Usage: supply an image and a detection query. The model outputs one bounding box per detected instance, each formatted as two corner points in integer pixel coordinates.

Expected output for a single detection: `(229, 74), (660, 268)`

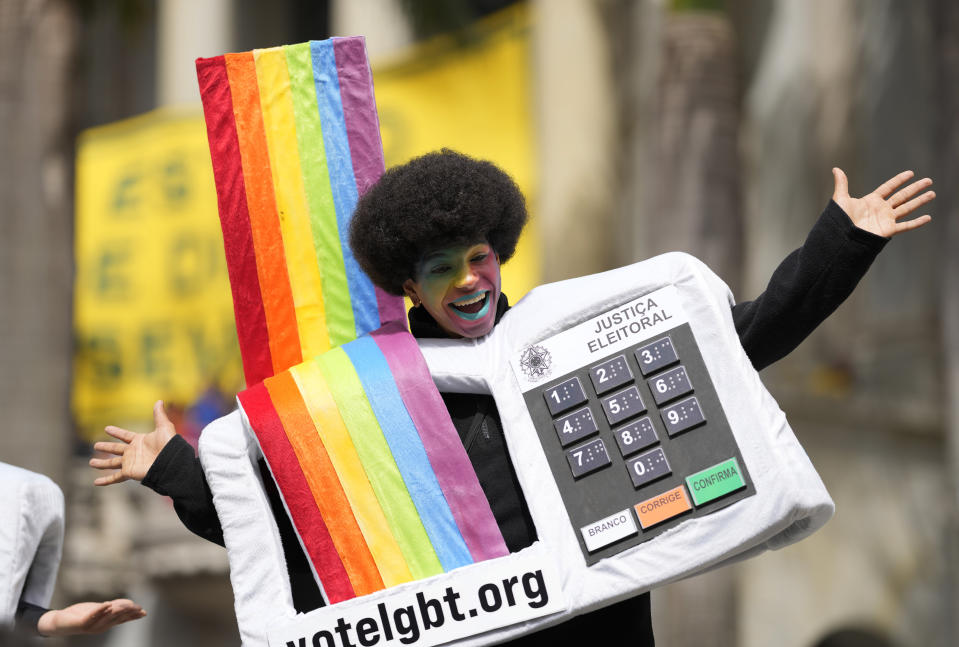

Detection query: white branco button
(580, 508), (638, 552)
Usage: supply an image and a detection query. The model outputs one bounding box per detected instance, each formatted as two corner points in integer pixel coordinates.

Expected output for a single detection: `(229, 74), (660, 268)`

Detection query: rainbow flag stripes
(238, 323), (509, 602)
(197, 38), (406, 386)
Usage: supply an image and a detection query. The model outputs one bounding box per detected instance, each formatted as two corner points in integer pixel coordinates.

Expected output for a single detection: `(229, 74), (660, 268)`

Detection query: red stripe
(196, 55), (273, 385)
(238, 382), (355, 603)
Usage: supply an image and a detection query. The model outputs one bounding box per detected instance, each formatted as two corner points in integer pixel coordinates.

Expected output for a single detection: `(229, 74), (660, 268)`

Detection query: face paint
(404, 242), (502, 339)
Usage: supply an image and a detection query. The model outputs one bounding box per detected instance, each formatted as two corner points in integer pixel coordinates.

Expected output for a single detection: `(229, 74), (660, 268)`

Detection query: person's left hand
(36, 599), (146, 636)
(832, 167), (934, 238)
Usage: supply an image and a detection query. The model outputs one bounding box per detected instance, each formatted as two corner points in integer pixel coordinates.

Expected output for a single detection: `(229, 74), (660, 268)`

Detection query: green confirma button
(685, 458), (746, 506)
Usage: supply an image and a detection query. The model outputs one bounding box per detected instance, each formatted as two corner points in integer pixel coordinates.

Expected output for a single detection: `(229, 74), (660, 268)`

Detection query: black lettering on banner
(77, 332), (123, 387)
(416, 592), (444, 630)
(311, 630), (335, 647)
(478, 583), (502, 612)
(393, 606), (420, 645)
(377, 603), (393, 640)
(522, 570), (549, 609)
(334, 617), (355, 647)
(442, 588), (465, 621)
(355, 618), (380, 647)
(287, 569), (553, 647)
(94, 244), (132, 299)
(501, 576), (519, 606)
(111, 173), (142, 215)
(161, 158), (190, 207)
(140, 324), (173, 383)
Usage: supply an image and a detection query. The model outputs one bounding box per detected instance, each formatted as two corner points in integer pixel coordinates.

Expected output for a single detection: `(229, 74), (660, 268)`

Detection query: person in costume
(90, 149), (933, 645)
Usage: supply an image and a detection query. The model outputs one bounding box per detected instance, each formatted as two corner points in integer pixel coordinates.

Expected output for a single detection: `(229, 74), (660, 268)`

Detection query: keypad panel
(524, 321), (755, 564)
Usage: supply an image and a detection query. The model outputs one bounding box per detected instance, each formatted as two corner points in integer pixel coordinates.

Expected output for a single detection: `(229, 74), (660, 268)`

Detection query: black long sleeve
(14, 600), (46, 636)
(142, 434), (224, 546)
(732, 200), (887, 370)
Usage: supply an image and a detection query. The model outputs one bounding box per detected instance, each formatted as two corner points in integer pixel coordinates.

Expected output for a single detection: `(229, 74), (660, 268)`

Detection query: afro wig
(349, 149), (528, 296)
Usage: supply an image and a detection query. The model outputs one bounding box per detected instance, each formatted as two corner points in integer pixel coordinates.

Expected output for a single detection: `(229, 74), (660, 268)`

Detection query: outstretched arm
(733, 169), (933, 370)
(90, 400), (225, 545)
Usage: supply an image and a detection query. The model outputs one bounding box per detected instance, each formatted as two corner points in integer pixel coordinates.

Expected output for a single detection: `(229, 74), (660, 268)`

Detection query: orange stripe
(225, 52), (302, 373)
(265, 371), (383, 595)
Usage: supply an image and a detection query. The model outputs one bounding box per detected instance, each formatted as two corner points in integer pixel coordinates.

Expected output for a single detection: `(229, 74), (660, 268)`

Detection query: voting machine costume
(172, 36), (888, 647)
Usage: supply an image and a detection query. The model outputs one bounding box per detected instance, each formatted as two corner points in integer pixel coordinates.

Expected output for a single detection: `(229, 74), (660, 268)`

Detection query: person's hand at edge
(36, 599), (146, 636)
(90, 400), (176, 485)
(832, 167), (934, 238)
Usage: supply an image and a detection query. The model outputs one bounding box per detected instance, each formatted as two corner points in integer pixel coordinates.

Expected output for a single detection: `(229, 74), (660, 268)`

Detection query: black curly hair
(349, 149), (528, 296)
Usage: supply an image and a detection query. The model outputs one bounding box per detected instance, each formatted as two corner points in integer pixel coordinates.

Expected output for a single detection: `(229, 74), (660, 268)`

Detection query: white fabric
(200, 253), (833, 646)
(0, 462), (65, 629)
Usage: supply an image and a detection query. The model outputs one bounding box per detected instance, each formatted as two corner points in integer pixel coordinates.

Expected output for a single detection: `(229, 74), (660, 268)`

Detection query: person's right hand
(89, 400), (176, 485)
(37, 599), (146, 636)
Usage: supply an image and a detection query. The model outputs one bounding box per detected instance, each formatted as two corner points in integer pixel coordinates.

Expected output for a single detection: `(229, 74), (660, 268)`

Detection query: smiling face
(403, 242), (502, 339)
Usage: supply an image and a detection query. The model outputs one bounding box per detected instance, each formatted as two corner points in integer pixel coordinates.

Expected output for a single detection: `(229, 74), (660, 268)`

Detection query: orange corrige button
(634, 484), (692, 529)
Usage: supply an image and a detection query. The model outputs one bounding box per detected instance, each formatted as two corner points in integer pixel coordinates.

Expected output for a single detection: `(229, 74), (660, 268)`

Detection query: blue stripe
(343, 336), (472, 571)
(310, 40), (381, 337)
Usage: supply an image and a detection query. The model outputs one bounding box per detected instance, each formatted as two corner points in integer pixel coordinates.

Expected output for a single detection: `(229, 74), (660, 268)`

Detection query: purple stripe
(331, 36), (405, 326)
(371, 322), (509, 562)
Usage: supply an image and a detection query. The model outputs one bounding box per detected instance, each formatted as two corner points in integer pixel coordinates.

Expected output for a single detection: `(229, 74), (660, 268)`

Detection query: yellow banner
(72, 5), (538, 441)
(73, 109), (243, 441)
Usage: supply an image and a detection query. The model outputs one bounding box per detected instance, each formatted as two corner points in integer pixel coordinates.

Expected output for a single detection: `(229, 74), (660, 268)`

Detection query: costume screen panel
(512, 285), (755, 564)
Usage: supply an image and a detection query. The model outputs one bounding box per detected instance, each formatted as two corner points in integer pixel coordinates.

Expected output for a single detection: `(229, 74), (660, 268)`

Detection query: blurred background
(1, 0), (956, 645)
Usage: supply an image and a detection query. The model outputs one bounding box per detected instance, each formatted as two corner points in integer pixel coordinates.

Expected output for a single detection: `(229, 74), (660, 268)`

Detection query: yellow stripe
(289, 361), (412, 587)
(254, 47), (330, 357)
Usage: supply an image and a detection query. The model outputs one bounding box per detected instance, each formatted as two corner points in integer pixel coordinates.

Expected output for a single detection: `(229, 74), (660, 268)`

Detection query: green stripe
(316, 348), (443, 579)
(285, 43), (356, 347)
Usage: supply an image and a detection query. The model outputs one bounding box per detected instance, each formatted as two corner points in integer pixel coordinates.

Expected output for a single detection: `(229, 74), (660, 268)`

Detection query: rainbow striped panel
(238, 326), (508, 600)
(197, 38), (406, 386)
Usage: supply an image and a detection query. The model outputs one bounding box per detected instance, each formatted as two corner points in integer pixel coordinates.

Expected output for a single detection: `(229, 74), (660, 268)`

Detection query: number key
(601, 386), (646, 425)
(566, 438), (612, 478)
(613, 417), (658, 457)
(647, 365), (694, 405)
(543, 377), (588, 416)
(589, 355), (633, 395)
(553, 407), (599, 447)
(626, 447), (671, 488)
(635, 336), (679, 376)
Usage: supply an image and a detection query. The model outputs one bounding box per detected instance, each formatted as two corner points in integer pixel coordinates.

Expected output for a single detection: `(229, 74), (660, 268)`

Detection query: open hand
(36, 599), (146, 636)
(832, 168), (934, 238)
(90, 400), (176, 485)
